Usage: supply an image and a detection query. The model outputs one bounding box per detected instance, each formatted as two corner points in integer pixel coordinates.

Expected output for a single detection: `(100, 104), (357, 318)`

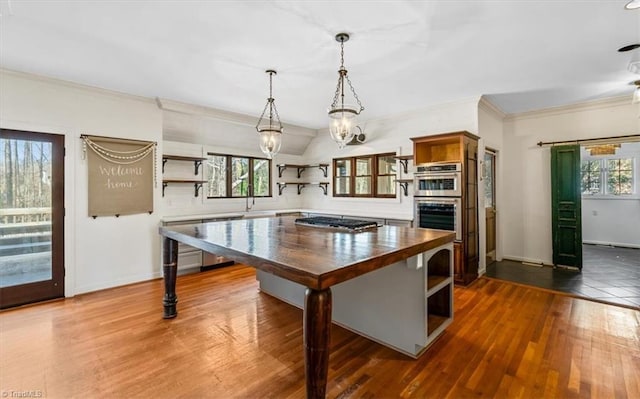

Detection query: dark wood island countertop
(159, 215), (454, 290)
(158, 215), (455, 398)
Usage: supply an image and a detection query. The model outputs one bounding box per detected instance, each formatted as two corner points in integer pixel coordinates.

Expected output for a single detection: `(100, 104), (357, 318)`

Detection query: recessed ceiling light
(625, 0), (640, 10)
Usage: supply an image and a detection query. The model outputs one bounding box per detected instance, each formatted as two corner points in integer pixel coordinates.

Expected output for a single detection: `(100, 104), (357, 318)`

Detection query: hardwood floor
(1, 265), (639, 398)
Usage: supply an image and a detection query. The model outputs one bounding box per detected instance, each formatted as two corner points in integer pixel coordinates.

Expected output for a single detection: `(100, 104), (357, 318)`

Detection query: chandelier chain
(329, 35), (364, 112)
(271, 100), (281, 126)
(268, 71), (274, 122)
(331, 75), (343, 108)
(256, 70), (283, 132)
(346, 74), (364, 112)
(269, 70), (273, 99)
(256, 101), (271, 130)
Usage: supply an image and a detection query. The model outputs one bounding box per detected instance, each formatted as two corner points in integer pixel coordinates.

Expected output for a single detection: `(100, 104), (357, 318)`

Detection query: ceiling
(1, 0), (638, 130)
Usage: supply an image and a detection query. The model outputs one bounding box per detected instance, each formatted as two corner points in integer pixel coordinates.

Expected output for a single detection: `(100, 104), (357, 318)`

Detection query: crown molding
(157, 97), (317, 138)
(504, 95), (632, 122)
(344, 96), (481, 133)
(0, 68), (157, 104)
(478, 96), (507, 119)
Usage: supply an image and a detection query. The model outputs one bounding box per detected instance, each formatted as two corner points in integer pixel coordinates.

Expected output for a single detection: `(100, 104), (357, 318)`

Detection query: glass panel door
(484, 149), (497, 265)
(0, 129), (64, 308)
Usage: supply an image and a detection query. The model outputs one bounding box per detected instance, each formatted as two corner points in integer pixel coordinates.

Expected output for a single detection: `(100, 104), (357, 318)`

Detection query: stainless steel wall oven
(414, 197), (462, 241)
(414, 162), (462, 197)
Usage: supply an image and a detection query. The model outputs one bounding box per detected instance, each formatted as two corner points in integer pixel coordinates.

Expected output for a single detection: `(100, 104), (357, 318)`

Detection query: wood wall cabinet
(411, 131), (479, 285)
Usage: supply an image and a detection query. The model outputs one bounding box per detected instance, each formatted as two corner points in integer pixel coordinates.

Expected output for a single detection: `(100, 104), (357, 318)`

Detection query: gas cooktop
(294, 217), (380, 232)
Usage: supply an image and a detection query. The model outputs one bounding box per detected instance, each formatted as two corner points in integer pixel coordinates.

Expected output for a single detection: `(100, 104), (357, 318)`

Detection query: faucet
(245, 183), (255, 212)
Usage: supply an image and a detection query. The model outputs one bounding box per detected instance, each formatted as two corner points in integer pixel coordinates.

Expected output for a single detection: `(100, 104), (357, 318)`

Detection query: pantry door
(484, 148), (497, 265)
(551, 145), (582, 270)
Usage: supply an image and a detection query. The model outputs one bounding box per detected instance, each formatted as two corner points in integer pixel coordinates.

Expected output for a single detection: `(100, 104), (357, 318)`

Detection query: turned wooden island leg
(304, 287), (332, 399)
(162, 237), (179, 319)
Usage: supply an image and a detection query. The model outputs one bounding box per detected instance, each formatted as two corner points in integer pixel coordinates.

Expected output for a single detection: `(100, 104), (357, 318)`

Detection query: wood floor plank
(1, 266), (639, 398)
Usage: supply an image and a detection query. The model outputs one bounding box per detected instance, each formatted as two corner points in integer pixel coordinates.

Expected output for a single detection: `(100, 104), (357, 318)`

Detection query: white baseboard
(583, 240), (640, 249)
(500, 255), (554, 267)
(74, 270), (163, 295)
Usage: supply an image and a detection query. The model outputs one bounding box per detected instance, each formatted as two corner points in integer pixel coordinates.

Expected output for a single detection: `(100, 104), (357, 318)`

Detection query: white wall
(502, 98), (639, 264)
(301, 98), (480, 219)
(581, 142), (640, 248)
(0, 70), (163, 295)
(160, 140), (306, 217)
(477, 98), (505, 275)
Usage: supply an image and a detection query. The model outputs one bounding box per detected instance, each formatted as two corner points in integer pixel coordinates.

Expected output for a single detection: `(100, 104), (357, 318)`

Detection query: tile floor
(485, 244), (640, 308)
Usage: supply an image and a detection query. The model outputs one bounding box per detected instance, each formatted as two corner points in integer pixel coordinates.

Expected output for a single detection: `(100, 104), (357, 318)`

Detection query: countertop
(160, 209), (413, 223)
(159, 217), (451, 289)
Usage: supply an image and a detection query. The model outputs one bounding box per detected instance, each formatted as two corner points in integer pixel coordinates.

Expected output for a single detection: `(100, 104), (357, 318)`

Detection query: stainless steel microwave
(414, 162), (462, 197)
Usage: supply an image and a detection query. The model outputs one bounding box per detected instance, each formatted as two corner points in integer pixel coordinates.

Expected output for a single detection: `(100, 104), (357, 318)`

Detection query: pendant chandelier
(256, 69), (283, 159)
(328, 33), (364, 148)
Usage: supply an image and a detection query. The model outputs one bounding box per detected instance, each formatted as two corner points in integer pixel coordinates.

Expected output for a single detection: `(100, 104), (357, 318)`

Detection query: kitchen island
(159, 216), (455, 399)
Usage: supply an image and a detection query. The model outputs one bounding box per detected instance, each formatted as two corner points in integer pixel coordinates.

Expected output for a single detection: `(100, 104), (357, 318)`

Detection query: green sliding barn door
(551, 145), (582, 269)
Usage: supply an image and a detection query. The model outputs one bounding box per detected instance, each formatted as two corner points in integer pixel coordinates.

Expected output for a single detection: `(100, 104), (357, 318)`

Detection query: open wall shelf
(395, 179), (413, 196)
(162, 179), (206, 197)
(393, 155), (413, 174)
(277, 164), (329, 178)
(162, 155), (207, 175)
(277, 182), (329, 195)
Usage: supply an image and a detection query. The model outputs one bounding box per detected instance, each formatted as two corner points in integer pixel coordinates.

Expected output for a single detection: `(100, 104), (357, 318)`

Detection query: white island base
(256, 242), (454, 358)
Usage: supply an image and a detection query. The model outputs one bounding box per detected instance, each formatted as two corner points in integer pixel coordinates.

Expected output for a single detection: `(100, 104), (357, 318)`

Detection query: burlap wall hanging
(81, 135), (156, 218)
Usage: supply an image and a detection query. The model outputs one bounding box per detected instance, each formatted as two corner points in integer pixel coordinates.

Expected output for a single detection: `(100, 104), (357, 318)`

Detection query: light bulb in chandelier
(329, 107), (358, 148)
(258, 129), (282, 158)
(256, 70), (284, 159)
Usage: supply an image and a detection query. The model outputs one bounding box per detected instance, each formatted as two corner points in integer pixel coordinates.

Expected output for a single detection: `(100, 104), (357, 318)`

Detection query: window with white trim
(580, 157), (634, 196)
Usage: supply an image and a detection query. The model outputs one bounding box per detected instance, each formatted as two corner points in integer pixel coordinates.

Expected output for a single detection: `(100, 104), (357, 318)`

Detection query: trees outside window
(580, 158), (634, 196)
(607, 159), (633, 195)
(207, 154), (271, 198)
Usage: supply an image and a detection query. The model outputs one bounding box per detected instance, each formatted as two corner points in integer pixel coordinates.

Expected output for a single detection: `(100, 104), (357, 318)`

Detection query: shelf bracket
(162, 158), (168, 173)
(194, 160), (203, 175)
(398, 181), (409, 196)
(319, 183), (328, 195)
(277, 165), (287, 178)
(297, 166), (306, 179)
(278, 183), (286, 195)
(297, 183), (307, 195)
(194, 182), (203, 197)
(398, 159), (409, 174)
(162, 182), (168, 197)
(318, 164), (328, 178)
